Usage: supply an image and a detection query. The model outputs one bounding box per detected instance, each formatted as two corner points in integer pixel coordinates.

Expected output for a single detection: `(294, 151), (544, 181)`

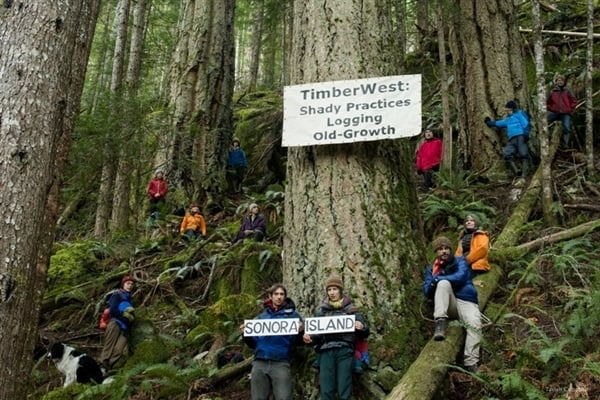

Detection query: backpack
(97, 289), (121, 330)
(98, 307), (110, 329)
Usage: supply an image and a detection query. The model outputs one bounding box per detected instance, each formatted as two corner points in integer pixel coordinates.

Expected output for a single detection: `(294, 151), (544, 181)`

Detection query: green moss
(48, 242), (99, 286)
(124, 337), (175, 368)
(184, 294), (257, 345)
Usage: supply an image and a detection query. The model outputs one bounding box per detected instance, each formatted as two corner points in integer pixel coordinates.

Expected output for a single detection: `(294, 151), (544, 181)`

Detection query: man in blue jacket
(485, 100), (531, 178)
(241, 284), (303, 400)
(423, 236), (482, 372)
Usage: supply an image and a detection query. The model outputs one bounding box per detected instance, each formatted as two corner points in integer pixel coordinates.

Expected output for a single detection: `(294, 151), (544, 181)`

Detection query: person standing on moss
(100, 275), (135, 371)
(226, 138), (248, 193)
(240, 284), (304, 400)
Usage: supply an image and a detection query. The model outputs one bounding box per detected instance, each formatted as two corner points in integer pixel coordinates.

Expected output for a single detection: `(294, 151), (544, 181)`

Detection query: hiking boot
(507, 161), (520, 177)
(433, 318), (447, 341)
(464, 364), (479, 373)
(521, 159), (530, 177)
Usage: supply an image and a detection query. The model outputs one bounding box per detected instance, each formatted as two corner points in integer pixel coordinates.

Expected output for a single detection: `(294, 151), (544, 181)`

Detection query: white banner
(282, 75), (421, 147)
(304, 315), (356, 334)
(243, 318), (300, 337)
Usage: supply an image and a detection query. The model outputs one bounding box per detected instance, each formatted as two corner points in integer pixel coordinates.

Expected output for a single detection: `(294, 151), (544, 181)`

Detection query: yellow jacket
(455, 230), (490, 272)
(180, 213), (207, 236)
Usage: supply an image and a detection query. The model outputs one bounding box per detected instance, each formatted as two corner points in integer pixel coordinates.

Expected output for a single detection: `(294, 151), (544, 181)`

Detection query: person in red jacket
(146, 169), (168, 215)
(547, 75), (578, 148)
(415, 127), (443, 191)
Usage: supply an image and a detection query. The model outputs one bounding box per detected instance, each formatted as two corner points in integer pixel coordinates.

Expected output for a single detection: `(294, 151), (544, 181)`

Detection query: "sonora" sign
(304, 315), (356, 334)
(243, 318), (300, 337)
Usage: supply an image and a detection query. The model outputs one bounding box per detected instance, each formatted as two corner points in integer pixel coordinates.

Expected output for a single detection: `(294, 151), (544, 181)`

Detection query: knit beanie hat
(248, 203), (258, 212)
(324, 274), (344, 291)
(505, 100), (517, 110)
(464, 214), (477, 224)
(121, 275), (134, 286)
(432, 236), (452, 252)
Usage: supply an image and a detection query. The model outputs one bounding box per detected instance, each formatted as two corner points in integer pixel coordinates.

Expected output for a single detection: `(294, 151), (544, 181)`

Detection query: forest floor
(33, 147), (600, 399)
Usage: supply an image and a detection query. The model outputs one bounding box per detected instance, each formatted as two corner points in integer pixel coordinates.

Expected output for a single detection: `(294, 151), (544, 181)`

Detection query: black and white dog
(47, 342), (104, 387)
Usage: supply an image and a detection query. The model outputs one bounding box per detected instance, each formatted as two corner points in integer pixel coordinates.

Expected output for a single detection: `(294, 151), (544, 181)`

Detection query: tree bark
(111, 0), (151, 232)
(449, 0), (528, 175)
(585, 0), (594, 175)
(436, 3), (452, 170)
(285, 1), (424, 398)
(165, 0), (236, 200)
(247, 0), (264, 92)
(0, 1), (100, 398)
(94, 0), (131, 237)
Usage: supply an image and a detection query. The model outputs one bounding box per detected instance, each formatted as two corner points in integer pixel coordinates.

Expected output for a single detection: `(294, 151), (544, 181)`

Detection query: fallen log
(513, 218), (600, 253)
(192, 357), (252, 393)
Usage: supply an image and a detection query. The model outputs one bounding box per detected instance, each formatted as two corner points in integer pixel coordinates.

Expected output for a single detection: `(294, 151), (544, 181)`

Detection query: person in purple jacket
(423, 236), (482, 373)
(233, 203), (266, 243)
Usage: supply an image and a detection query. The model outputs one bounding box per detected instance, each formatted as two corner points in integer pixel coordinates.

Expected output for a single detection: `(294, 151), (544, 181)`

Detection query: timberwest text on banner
(243, 318), (300, 337)
(282, 75), (421, 147)
(304, 315), (356, 335)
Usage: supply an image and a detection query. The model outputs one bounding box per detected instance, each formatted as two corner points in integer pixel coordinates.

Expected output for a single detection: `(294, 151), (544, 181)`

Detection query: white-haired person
(233, 203), (266, 243)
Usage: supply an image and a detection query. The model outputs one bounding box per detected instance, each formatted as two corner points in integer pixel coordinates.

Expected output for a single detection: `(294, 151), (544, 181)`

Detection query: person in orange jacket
(455, 215), (490, 273)
(179, 205), (207, 240)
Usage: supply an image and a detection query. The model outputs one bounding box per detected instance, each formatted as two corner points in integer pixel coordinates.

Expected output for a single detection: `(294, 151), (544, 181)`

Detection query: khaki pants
(434, 280), (481, 366)
(100, 320), (129, 369)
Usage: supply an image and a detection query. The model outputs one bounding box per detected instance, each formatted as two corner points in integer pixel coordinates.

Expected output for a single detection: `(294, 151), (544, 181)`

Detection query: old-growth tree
(449, 0), (529, 174)
(0, 1), (100, 398)
(283, 1), (425, 397)
(163, 0), (236, 199)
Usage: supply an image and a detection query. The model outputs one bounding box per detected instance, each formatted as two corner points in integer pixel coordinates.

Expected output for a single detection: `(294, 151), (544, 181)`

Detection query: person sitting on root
(485, 100), (531, 179)
(423, 236), (482, 373)
(179, 204), (207, 240)
(233, 203), (266, 243)
(455, 214), (490, 273)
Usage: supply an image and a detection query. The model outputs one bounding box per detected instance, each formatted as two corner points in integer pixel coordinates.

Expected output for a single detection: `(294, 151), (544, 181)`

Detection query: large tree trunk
(165, 0), (236, 201)
(0, 1), (100, 398)
(247, 0), (264, 92)
(284, 1), (424, 398)
(111, 0), (151, 232)
(94, 0), (131, 237)
(449, 0), (528, 174)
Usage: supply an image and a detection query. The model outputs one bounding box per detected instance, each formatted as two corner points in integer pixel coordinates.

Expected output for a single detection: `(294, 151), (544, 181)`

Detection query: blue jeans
(502, 135), (529, 162)
(251, 359), (292, 400)
(547, 112), (572, 147)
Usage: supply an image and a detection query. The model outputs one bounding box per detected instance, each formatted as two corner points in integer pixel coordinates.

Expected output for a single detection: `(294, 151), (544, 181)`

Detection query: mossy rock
(184, 294), (258, 345)
(371, 365), (403, 392)
(48, 242), (100, 286)
(125, 336), (175, 368)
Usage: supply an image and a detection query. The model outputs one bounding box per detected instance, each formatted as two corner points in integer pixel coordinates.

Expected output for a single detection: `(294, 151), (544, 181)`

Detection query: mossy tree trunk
(164, 0), (236, 200)
(449, 0), (529, 175)
(283, 1), (426, 398)
(0, 1), (100, 398)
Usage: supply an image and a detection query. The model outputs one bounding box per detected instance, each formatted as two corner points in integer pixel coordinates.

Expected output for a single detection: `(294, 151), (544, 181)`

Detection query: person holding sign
(423, 236), (482, 373)
(240, 284), (304, 400)
(303, 274), (369, 400)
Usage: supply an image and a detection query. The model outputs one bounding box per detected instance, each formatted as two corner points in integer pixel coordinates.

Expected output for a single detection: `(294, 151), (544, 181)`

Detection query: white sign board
(243, 318), (300, 337)
(304, 315), (356, 334)
(283, 75), (421, 147)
